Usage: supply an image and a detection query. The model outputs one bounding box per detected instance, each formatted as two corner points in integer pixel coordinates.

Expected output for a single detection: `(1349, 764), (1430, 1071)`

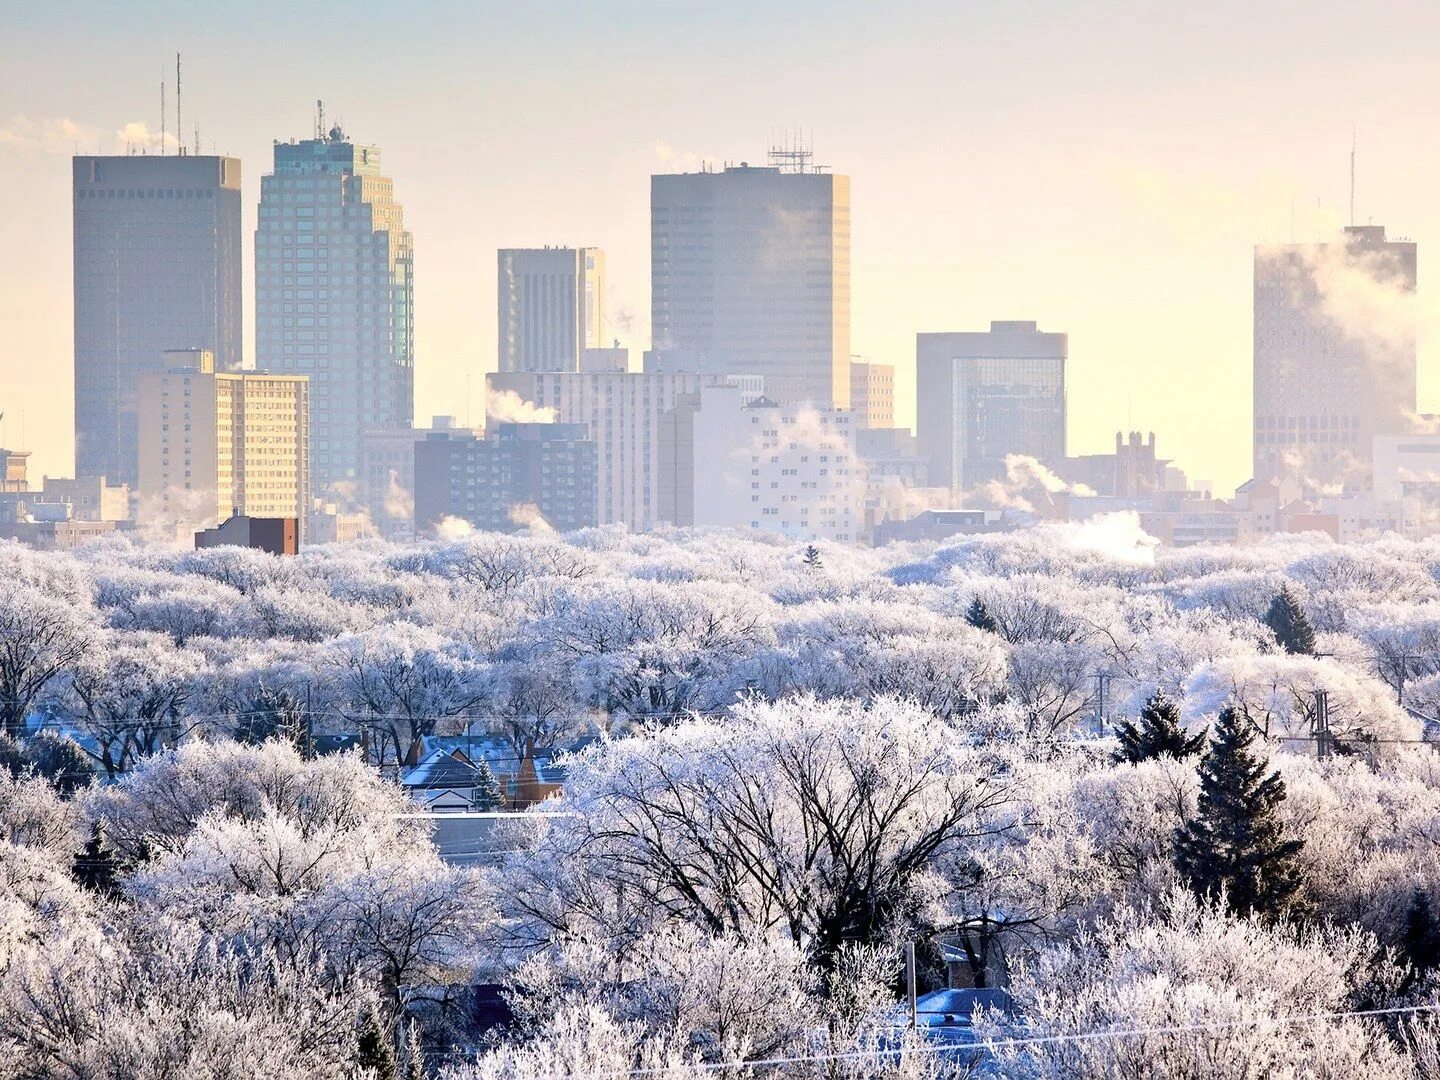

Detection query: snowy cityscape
(7, 2), (1440, 1076)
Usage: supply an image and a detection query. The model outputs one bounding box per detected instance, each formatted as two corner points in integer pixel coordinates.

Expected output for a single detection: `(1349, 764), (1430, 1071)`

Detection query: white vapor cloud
(0, 115), (97, 156)
(486, 388), (556, 424)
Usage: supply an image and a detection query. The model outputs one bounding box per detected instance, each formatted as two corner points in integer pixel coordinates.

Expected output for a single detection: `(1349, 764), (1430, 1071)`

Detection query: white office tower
(650, 145), (850, 408)
(656, 386), (859, 542)
(487, 370), (735, 530)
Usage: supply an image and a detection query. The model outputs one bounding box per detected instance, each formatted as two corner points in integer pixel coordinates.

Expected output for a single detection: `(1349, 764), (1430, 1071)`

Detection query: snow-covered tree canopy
(4, 521), (1438, 764)
(6, 522), (1440, 1075)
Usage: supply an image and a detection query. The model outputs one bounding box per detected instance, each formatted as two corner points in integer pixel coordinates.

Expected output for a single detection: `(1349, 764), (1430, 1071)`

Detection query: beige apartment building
(138, 349), (309, 532)
(849, 360), (895, 429)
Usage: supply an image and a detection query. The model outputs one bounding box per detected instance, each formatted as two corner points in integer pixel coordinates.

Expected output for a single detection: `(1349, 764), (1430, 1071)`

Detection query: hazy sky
(4, 0), (1440, 494)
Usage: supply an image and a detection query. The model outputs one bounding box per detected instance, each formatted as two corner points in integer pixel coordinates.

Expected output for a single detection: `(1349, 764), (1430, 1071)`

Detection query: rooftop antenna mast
(316, 99), (325, 140)
(1349, 126), (1356, 228)
(176, 52), (182, 156)
(160, 71), (166, 155)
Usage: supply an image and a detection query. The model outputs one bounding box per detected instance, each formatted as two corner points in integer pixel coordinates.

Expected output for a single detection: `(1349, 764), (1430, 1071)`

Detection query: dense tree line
(1, 519), (1440, 1075)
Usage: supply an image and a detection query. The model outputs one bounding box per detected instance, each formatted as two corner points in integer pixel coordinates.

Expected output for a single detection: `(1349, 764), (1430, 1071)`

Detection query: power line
(589, 1002), (1440, 1078)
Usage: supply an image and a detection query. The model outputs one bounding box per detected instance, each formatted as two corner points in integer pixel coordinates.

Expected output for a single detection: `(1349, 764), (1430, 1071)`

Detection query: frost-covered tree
(0, 582), (92, 737)
(329, 624), (488, 763)
(472, 760), (504, 811)
(86, 739), (424, 860)
(981, 890), (1409, 1079)
(502, 696), (1013, 970)
(52, 631), (205, 776)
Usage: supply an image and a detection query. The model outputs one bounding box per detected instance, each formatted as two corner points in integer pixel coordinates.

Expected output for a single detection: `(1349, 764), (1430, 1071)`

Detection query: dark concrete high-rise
(256, 124), (413, 498)
(72, 154), (243, 487)
(650, 151), (850, 407)
(1252, 225), (1416, 490)
(413, 423), (596, 535)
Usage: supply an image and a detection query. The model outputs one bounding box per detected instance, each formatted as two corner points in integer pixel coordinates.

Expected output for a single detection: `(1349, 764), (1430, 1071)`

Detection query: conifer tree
(802, 544), (823, 570)
(1175, 705), (1304, 918)
(1114, 691), (1205, 763)
(402, 1020), (425, 1080)
(356, 1004), (397, 1080)
(965, 597), (998, 634)
(1264, 584), (1317, 655)
(471, 760), (504, 811)
(1402, 888), (1440, 978)
(71, 820), (120, 898)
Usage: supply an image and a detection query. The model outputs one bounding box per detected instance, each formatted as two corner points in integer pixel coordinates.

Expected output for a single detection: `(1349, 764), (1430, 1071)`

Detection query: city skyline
(7, 2), (1440, 495)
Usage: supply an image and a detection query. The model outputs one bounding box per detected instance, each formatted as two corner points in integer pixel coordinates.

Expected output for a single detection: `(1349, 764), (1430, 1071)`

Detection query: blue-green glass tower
(255, 122), (413, 498)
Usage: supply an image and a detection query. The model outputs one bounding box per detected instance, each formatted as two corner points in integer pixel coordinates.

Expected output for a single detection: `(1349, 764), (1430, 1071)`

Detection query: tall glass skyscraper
(72, 154), (243, 487)
(256, 123), (413, 497)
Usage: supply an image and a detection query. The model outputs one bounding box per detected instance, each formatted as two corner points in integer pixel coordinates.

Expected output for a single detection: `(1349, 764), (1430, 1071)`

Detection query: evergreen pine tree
(0, 733), (27, 779)
(802, 544), (823, 570)
(1113, 691), (1205, 763)
(401, 1020), (425, 1080)
(965, 598), (998, 634)
(1175, 706), (1304, 918)
(356, 1004), (397, 1080)
(25, 731), (93, 795)
(1402, 888), (1440, 977)
(1264, 585), (1317, 655)
(71, 820), (120, 898)
(471, 760), (504, 811)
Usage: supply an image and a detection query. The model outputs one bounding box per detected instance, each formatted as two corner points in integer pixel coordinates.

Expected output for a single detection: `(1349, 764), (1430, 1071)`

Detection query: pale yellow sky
(4, 0), (1440, 495)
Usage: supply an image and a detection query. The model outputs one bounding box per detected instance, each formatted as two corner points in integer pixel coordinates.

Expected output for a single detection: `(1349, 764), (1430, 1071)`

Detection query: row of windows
(77, 188), (216, 199)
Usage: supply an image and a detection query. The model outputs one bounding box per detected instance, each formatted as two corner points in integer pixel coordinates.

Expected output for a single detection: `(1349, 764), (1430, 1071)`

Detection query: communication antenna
(160, 72), (166, 154)
(1349, 126), (1356, 228)
(176, 53), (182, 156)
(316, 99), (325, 140)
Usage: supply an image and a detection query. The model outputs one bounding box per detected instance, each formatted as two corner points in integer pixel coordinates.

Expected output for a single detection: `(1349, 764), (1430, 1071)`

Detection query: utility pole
(904, 941), (918, 1029)
(1312, 689), (1331, 760)
(1094, 673), (1111, 736)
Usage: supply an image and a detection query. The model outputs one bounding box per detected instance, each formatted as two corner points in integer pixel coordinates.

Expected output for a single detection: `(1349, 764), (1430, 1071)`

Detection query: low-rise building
(657, 387), (860, 542)
(194, 513), (299, 555)
(40, 476), (130, 521)
(413, 422), (597, 536)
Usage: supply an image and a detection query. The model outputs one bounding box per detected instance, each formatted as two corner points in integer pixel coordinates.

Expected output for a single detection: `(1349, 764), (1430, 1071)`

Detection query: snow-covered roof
(416, 734), (584, 787)
(402, 749), (479, 791)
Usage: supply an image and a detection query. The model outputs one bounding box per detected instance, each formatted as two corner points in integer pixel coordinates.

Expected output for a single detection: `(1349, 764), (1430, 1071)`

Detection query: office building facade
(487, 370), (739, 530)
(650, 154), (850, 407)
(73, 154), (243, 487)
(413, 423), (596, 535)
(497, 247), (605, 372)
(916, 321), (1067, 492)
(256, 124), (413, 498)
(1253, 225), (1417, 489)
(137, 349), (309, 530)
